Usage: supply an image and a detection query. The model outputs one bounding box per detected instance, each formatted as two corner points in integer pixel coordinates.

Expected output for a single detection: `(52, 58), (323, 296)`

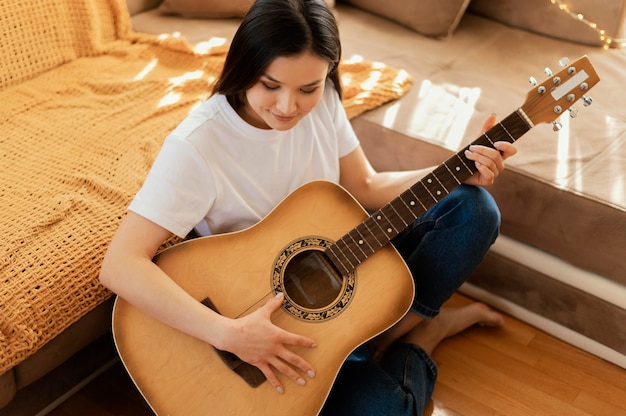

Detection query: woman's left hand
(464, 115), (518, 187)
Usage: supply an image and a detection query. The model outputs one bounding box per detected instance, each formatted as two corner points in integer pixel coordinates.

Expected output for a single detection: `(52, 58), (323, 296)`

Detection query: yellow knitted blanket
(0, 0), (412, 374)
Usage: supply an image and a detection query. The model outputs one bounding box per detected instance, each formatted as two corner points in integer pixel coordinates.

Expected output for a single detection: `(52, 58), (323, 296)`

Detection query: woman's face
(239, 52), (330, 130)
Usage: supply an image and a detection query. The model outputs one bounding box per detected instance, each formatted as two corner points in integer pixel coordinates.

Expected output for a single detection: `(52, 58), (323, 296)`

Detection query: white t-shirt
(129, 82), (360, 238)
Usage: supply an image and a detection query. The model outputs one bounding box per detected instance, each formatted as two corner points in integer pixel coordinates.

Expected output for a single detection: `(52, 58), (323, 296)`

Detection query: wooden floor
(47, 293), (626, 416)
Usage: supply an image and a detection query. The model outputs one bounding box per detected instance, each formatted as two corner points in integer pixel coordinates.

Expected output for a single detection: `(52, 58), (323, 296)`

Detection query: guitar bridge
(200, 298), (266, 388)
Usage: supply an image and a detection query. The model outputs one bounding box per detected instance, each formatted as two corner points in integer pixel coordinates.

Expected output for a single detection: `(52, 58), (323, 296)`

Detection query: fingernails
(297, 378), (306, 386)
(276, 386), (284, 394)
(274, 292), (284, 299)
(307, 370), (316, 378)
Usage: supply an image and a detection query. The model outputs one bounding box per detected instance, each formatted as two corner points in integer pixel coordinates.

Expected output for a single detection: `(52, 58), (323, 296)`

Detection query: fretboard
(326, 109), (533, 276)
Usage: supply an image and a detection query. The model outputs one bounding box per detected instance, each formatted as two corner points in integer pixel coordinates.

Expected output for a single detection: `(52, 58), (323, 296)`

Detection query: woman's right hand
(219, 292), (317, 394)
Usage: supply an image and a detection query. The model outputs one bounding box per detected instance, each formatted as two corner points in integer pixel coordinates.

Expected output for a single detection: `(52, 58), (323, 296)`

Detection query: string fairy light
(550, 0), (626, 49)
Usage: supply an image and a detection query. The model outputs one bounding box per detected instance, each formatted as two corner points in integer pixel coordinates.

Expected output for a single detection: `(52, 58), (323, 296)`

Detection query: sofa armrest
(127, 0), (163, 15)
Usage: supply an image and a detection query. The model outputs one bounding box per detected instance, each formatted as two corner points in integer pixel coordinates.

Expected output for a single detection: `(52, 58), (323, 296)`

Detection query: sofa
(1, 0), (624, 413)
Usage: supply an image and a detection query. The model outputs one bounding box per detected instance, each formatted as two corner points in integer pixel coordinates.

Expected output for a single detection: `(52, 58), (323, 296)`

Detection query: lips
(271, 112), (297, 123)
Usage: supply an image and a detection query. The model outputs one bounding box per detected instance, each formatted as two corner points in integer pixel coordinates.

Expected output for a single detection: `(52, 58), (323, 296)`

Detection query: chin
(268, 118), (300, 131)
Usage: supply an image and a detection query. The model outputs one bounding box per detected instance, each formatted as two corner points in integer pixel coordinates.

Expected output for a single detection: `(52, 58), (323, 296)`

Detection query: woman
(100, 0), (514, 414)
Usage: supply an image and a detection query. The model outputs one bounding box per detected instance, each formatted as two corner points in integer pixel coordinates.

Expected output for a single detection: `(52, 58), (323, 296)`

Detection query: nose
(276, 91), (297, 115)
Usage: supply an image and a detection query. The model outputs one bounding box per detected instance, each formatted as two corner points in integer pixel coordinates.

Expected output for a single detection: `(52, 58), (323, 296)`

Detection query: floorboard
(47, 293), (626, 416)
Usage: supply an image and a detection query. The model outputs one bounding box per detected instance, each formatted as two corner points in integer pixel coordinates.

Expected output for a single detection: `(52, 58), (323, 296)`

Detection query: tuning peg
(552, 121), (563, 131)
(529, 76), (538, 86)
(544, 67), (553, 77)
(582, 96), (593, 107)
(558, 57), (570, 67)
(569, 108), (579, 118)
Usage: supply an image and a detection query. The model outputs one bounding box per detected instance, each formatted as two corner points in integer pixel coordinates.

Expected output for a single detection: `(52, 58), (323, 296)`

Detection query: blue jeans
(320, 185), (500, 416)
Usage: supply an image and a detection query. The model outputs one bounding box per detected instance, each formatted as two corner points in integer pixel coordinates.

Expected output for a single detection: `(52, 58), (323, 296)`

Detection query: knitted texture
(0, 0), (412, 374)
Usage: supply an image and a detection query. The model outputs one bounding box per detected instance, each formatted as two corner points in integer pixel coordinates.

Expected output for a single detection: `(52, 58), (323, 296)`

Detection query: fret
(378, 209), (398, 235)
(500, 123), (515, 142)
(334, 240), (356, 270)
(328, 240), (355, 273)
(432, 172), (449, 195)
(407, 188), (428, 211)
(365, 215), (390, 248)
(389, 203), (409, 227)
(338, 237), (361, 267)
(372, 211), (396, 236)
(483, 131), (495, 146)
(347, 232), (369, 258)
(454, 152), (474, 176)
(326, 245), (351, 275)
(418, 180), (439, 203)
(398, 194), (420, 220)
(361, 220), (383, 247)
(442, 162), (462, 185)
(379, 205), (403, 233)
(354, 226), (376, 253)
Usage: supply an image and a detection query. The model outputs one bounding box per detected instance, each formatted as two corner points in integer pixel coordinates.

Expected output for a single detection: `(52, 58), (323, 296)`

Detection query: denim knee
(393, 185), (501, 317)
(453, 185), (501, 243)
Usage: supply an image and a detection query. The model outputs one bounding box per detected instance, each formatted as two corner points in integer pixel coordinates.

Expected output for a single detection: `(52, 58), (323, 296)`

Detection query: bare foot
(401, 303), (504, 355)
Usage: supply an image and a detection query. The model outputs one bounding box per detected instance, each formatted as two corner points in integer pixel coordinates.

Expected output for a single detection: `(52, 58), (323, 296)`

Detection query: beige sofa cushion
(159, 0), (335, 18)
(468, 0), (626, 48)
(339, 0), (471, 38)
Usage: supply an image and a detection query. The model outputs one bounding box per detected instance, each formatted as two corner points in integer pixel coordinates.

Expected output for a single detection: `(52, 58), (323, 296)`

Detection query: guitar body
(113, 180), (415, 416)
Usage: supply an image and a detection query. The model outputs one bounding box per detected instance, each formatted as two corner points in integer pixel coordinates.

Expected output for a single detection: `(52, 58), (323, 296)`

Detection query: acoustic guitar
(112, 56), (599, 415)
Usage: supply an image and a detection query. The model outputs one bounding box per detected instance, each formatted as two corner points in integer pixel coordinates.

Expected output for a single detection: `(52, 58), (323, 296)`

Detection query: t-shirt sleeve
(128, 136), (215, 238)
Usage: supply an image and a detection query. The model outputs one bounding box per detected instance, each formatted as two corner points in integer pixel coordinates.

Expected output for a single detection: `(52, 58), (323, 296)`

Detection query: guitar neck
(326, 109), (533, 275)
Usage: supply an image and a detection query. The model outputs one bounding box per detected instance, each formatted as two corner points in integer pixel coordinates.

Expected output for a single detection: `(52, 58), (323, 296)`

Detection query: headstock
(521, 56), (599, 130)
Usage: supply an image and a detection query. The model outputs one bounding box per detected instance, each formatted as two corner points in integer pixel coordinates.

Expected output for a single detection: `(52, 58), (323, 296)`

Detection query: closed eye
(261, 82), (279, 91)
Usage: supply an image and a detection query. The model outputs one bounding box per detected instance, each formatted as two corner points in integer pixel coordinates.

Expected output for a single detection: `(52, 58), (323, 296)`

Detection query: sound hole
(283, 249), (344, 310)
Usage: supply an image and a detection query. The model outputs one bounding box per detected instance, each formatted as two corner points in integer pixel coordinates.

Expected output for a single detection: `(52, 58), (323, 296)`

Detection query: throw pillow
(339, 0), (471, 38)
(160, 0), (336, 19)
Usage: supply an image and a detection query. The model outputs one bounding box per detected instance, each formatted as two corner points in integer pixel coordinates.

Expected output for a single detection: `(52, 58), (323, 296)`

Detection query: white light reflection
(169, 70), (204, 87)
(380, 70), (411, 127)
(158, 92), (182, 108)
(133, 58), (158, 81)
(430, 404), (457, 416)
(157, 31), (182, 41)
(555, 113), (571, 188)
(157, 70), (206, 108)
(193, 37), (228, 54)
(405, 79), (481, 150)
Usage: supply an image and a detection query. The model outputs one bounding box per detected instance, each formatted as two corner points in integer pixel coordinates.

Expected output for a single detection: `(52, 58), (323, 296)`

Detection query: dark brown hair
(212, 0), (342, 109)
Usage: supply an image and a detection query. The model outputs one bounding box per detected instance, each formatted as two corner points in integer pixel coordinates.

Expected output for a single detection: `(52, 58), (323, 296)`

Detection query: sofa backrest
(0, 0), (128, 90)
(126, 0), (163, 15)
(468, 0), (626, 49)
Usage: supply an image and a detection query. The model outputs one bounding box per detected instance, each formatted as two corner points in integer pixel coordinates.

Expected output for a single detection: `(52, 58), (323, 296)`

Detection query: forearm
(350, 167), (432, 211)
(102, 254), (229, 348)
(99, 212), (231, 350)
